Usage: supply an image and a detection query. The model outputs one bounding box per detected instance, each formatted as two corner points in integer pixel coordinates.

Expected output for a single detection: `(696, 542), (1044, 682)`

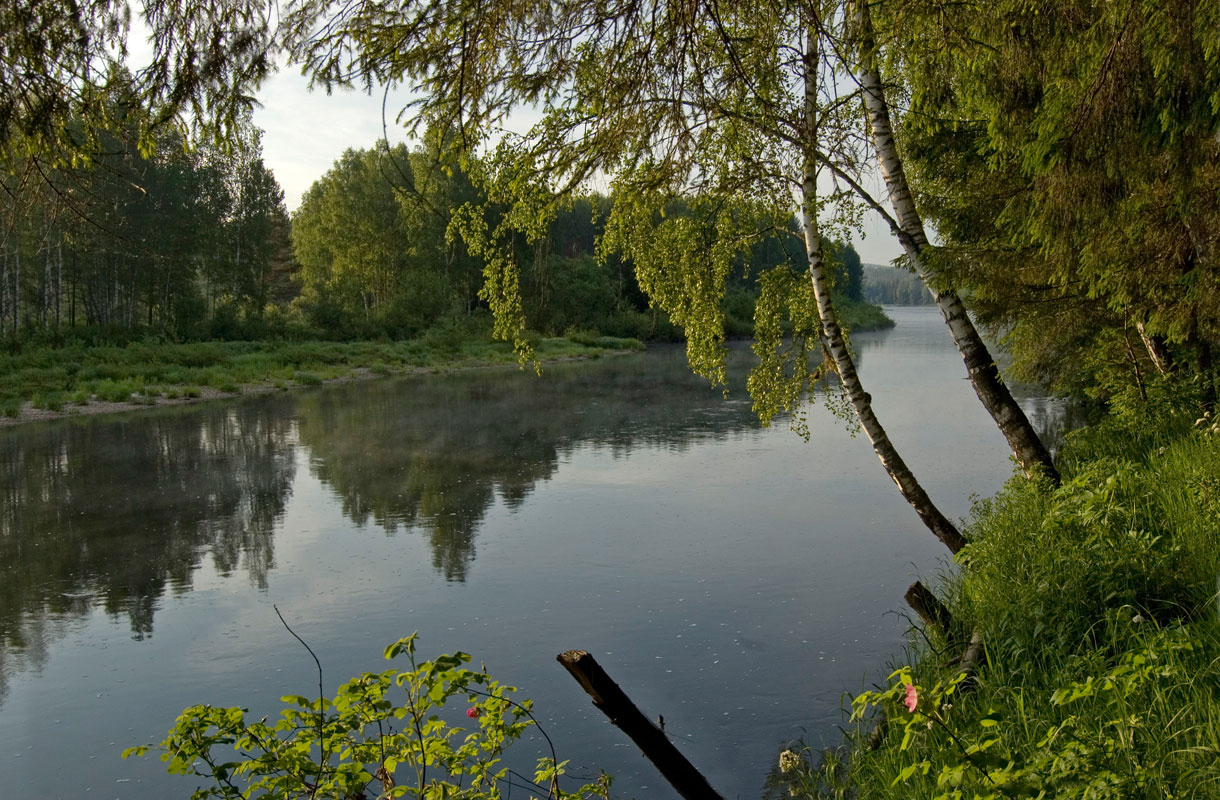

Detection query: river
(0, 306), (1068, 799)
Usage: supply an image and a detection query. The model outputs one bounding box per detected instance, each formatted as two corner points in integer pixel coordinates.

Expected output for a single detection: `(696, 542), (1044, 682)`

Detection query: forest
(1, 85), (885, 417)
(0, 126), (878, 350)
(0, 84), (293, 343)
(861, 264), (933, 306)
(4, 0), (1220, 798)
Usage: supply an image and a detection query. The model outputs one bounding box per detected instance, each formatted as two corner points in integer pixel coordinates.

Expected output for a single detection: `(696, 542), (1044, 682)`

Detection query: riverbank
(837, 297), (895, 333)
(0, 333), (644, 428)
(0, 297), (894, 429)
(776, 394), (1220, 797)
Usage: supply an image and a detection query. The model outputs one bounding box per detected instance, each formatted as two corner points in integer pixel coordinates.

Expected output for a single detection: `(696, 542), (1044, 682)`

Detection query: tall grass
(776, 406), (1220, 799)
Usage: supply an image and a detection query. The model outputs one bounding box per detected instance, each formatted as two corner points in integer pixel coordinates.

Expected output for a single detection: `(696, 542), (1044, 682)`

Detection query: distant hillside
(862, 264), (934, 305)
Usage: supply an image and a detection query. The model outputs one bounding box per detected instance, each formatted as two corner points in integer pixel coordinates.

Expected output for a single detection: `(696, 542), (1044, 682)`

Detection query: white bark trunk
(44, 244), (52, 325)
(13, 248), (20, 337)
(803, 23), (966, 554)
(56, 241), (63, 328)
(1135, 320), (1172, 376)
(1, 252), (8, 335)
(853, 0), (1060, 484)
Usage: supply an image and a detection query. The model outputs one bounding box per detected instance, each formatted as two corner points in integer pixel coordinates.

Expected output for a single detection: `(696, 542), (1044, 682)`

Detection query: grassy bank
(0, 328), (644, 421)
(775, 392), (1220, 798)
(0, 297), (892, 421)
(838, 297), (895, 333)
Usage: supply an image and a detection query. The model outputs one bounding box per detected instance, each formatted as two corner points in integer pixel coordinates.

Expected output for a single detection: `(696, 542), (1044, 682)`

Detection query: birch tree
(0, 0), (273, 164)
(283, 0), (969, 551)
(846, 0), (1059, 483)
(292, 147), (415, 317)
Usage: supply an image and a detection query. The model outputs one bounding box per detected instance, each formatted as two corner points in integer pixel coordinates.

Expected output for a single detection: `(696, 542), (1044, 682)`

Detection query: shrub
(124, 634), (610, 800)
(94, 379), (139, 403)
(32, 392), (65, 411)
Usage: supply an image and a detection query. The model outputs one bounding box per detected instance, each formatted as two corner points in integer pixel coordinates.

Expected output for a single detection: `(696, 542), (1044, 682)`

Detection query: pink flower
(466, 706), (481, 719)
(903, 684), (919, 714)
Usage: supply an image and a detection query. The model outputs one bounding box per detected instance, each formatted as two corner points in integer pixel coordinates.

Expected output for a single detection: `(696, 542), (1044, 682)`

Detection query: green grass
(31, 391), (65, 412)
(776, 407), (1220, 799)
(836, 297), (896, 333)
(564, 330), (647, 351)
(292, 370), (323, 386)
(0, 331), (643, 417)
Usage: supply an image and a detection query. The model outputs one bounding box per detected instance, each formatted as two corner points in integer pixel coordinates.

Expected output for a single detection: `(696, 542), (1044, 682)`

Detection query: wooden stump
(557, 650), (725, 800)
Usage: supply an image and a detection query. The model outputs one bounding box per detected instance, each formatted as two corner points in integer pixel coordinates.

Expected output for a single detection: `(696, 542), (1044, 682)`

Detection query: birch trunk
(56, 241), (62, 328)
(44, 244), (52, 326)
(13, 248), (20, 337)
(803, 24), (966, 554)
(853, 0), (1060, 485)
(1, 252), (8, 335)
(1135, 320), (1172, 376)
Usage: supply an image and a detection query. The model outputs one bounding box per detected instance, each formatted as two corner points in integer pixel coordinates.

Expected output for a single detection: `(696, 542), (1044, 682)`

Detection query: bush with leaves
(124, 634), (610, 800)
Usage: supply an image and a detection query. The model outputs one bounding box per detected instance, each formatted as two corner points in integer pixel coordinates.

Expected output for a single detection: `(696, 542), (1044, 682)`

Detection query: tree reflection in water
(0, 344), (817, 699)
(296, 346), (763, 581)
(0, 399), (296, 701)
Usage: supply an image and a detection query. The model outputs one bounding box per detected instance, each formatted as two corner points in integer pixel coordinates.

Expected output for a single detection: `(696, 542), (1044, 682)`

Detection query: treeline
(0, 76), (292, 345)
(2, 122), (879, 350)
(862, 264), (933, 305)
(288, 136), (874, 341)
(0, 72), (881, 351)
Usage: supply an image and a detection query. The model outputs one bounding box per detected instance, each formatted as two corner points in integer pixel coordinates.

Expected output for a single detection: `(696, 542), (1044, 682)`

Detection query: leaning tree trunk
(852, 0), (1060, 486)
(803, 24), (966, 554)
(1135, 319), (1172, 376)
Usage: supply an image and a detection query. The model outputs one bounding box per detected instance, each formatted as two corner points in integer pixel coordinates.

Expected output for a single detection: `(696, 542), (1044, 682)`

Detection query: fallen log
(556, 650), (725, 800)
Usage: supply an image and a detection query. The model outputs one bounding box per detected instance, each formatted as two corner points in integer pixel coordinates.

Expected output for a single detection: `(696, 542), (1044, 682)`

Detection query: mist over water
(0, 307), (1067, 799)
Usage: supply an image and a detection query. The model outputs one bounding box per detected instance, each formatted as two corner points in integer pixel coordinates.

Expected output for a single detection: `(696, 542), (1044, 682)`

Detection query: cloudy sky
(247, 62), (904, 266)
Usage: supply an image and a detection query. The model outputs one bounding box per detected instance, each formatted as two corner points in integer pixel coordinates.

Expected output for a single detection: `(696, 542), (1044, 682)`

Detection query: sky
(247, 62), (905, 266)
(250, 66), (415, 211)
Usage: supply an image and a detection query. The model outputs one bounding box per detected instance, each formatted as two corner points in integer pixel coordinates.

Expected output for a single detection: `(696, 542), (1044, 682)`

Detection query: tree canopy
(7, 0), (1215, 544)
(1, 82), (290, 341)
(888, 0), (1220, 405)
(277, 0), (997, 549)
(291, 136), (488, 336)
(0, 0), (272, 164)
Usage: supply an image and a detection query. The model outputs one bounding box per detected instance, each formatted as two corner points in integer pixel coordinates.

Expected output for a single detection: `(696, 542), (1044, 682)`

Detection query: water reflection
(0, 309), (1079, 800)
(296, 347), (762, 580)
(0, 347), (769, 699)
(0, 401), (296, 700)
(0, 328), (1074, 713)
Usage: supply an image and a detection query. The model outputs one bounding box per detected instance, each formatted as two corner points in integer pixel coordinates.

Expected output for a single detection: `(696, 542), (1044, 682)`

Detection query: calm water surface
(0, 307), (1067, 799)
